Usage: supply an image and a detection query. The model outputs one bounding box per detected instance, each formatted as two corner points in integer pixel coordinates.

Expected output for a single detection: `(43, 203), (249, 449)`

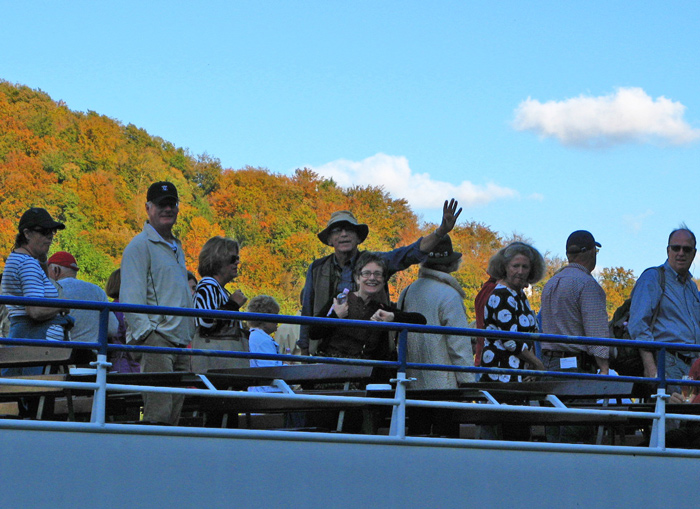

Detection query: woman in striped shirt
(1, 208), (72, 377)
(191, 236), (248, 372)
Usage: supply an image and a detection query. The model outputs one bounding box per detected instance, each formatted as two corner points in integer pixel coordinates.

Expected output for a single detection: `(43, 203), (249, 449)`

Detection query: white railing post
(389, 328), (413, 438)
(90, 353), (110, 425)
(89, 307), (112, 426)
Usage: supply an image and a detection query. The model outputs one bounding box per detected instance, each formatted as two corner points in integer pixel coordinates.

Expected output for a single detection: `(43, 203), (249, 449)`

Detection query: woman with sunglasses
(310, 251), (426, 362)
(1, 208), (72, 377)
(191, 236), (249, 373)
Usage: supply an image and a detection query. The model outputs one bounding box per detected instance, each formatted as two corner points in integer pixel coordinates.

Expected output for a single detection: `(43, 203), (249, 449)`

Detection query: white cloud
(312, 153), (518, 208)
(513, 87), (700, 147)
(623, 209), (654, 233)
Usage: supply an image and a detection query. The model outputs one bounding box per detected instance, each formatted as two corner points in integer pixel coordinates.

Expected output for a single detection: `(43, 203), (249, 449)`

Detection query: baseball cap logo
(147, 181), (179, 204)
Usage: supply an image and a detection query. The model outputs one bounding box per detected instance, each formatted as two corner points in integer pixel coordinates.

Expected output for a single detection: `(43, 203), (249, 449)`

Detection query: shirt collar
(665, 260), (692, 284)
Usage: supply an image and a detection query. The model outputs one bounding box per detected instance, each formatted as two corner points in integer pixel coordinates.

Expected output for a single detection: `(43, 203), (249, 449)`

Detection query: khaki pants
(140, 332), (190, 425)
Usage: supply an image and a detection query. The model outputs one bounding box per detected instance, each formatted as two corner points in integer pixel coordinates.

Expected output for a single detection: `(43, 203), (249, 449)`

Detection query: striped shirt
(1, 251), (64, 341)
(193, 276), (236, 332)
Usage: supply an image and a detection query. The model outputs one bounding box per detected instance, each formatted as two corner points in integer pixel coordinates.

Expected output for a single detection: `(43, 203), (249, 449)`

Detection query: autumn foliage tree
(0, 80), (640, 318)
(598, 267), (636, 318)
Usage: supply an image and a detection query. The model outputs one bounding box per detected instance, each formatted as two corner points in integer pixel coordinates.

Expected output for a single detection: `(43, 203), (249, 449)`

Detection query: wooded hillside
(0, 80), (635, 316)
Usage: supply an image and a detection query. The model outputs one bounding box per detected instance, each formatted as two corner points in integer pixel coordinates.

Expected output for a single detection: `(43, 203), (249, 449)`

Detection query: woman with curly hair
(480, 241), (546, 383)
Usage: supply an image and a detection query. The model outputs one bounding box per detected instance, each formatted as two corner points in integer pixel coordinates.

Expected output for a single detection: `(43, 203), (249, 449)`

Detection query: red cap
(48, 251), (79, 271)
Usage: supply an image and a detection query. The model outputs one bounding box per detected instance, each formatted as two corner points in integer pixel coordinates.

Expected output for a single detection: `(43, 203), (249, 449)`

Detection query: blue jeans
(662, 352), (692, 395)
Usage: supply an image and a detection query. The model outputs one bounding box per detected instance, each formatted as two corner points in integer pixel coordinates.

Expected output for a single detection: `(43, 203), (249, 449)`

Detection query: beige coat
(399, 267), (474, 389)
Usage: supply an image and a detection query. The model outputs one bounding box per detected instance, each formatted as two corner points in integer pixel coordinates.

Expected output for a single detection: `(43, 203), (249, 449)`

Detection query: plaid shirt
(540, 263), (610, 359)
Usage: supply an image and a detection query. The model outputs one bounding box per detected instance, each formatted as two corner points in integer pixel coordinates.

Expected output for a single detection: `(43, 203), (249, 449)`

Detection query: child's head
(246, 295), (281, 333)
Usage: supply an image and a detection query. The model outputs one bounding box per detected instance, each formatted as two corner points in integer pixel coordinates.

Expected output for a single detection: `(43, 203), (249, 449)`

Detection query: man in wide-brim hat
(298, 199), (462, 355)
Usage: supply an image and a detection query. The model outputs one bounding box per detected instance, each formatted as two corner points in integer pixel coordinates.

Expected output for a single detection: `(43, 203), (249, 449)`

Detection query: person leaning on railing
(1, 208), (73, 378)
(309, 252), (426, 379)
(299, 199), (461, 356)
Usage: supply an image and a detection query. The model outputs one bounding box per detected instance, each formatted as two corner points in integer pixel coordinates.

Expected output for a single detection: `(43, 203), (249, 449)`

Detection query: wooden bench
(394, 379), (649, 442)
(0, 345), (95, 420)
(201, 363), (371, 387)
(195, 364), (376, 430)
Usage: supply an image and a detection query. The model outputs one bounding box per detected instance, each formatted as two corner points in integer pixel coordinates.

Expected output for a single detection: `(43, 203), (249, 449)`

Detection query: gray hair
(487, 242), (546, 285)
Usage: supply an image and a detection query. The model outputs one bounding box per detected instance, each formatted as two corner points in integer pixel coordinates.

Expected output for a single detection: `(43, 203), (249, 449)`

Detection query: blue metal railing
(1, 294), (700, 449)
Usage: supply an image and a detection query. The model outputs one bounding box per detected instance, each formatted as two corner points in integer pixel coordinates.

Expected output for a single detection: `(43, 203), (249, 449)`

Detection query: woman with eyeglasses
(191, 236), (249, 373)
(1, 208), (72, 378)
(310, 251), (426, 362)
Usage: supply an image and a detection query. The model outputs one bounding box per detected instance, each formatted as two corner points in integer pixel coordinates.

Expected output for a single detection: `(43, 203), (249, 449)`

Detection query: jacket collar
(417, 266), (466, 298)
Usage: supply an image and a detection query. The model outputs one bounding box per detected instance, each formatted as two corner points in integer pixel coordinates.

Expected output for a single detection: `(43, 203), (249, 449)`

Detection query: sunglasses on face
(669, 245), (695, 254)
(31, 227), (58, 237)
(230, 254), (240, 264)
(155, 200), (179, 209)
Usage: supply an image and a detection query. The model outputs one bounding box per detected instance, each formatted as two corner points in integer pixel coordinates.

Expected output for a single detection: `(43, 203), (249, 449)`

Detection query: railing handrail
(0, 294), (698, 450)
(2, 294), (698, 355)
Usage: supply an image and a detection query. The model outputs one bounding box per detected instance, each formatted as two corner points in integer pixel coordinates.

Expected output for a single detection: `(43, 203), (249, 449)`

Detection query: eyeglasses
(31, 227), (58, 237)
(669, 245), (696, 254)
(330, 226), (355, 235)
(230, 255), (240, 264)
(154, 200), (179, 209)
(359, 270), (384, 280)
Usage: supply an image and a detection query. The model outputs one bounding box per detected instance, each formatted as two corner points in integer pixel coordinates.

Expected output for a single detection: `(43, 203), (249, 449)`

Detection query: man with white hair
(48, 251), (118, 344)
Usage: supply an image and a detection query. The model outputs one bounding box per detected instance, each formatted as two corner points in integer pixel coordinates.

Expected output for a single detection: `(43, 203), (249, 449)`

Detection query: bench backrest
(0, 345), (77, 368)
(206, 363), (375, 386)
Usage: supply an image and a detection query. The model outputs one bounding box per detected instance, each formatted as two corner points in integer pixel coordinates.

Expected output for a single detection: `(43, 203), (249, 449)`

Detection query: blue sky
(3, 1), (700, 278)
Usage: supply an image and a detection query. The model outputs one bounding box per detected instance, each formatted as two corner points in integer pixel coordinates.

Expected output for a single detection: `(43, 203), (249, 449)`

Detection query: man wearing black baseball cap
(565, 230), (601, 255)
(539, 229), (610, 442)
(120, 181), (194, 424)
(540, 229), (609, 373)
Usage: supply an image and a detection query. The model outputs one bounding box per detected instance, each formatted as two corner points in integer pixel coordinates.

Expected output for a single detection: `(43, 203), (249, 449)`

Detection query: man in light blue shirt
(628, 227), (700, 389)
(48, 251), (118, 344)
